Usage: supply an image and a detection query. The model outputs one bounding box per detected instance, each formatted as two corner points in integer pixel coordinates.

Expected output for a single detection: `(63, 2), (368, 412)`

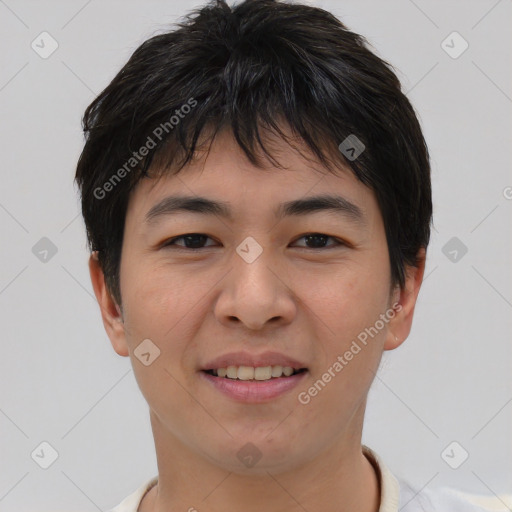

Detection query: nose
(213, 247), (297, 331)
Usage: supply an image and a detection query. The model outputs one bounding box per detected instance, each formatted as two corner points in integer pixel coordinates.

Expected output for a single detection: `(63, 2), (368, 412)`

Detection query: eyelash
(160, 233), (346, 251)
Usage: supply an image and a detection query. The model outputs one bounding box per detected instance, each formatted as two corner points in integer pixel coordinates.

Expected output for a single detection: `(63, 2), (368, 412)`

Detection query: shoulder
(105, 476), (158, 512)
(398, 479), (511, 512)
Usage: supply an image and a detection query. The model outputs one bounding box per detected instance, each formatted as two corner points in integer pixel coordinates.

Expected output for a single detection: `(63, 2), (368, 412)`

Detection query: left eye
(292, 233), (344, 249)
(162, 233), (343, 250)
(162, 234), (217, 249)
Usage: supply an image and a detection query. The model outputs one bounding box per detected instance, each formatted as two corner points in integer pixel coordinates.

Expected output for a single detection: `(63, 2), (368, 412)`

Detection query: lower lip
(200, 370), (308, 403)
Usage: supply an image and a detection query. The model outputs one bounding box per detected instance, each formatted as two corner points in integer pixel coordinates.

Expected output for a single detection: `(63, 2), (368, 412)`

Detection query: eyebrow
(144, 194), (365, 226)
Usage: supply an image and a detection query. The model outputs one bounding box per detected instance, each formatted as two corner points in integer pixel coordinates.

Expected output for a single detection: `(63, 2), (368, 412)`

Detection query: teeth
(226, 366), (238, 379)
(210, 365), (301, 380)
(282, 366), (294, 377)
(254, 366), (272, 380)
(237, 366), (254, 380)
(271, 365), (283, 377)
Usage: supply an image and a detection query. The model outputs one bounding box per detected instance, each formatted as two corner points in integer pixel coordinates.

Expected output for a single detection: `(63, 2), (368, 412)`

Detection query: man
(75, 0), (498, 510)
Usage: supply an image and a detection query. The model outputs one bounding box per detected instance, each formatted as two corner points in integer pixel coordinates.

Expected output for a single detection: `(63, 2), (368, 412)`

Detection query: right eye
(291, 233), (346, 250)
(161, 233), (218, 250)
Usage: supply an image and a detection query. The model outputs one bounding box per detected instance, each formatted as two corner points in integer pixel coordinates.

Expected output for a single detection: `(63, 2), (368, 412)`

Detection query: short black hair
(75, 0), (432, 307)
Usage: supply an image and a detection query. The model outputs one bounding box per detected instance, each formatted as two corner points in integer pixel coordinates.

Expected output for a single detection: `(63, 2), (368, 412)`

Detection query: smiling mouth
(203, 366), (308, 381)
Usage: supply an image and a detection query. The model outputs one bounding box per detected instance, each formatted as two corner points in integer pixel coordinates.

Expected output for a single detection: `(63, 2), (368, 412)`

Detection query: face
(90, 127), (423, 474)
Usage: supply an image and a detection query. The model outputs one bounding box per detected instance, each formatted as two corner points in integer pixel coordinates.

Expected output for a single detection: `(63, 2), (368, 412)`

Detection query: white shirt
(106, 445), (509, 512)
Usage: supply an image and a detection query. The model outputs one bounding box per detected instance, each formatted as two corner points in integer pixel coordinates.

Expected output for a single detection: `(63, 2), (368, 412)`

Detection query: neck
(140, 411), (380, 512)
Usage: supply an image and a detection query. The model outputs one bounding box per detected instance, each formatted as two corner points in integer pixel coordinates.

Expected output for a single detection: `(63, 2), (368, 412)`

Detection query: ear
(384, 247), (426, 351)
(88, 251), (129, 357)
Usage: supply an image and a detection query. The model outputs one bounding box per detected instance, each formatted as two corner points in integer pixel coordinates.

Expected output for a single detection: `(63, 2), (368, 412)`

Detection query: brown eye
(162, 234), (217, 249)
(160, 233), (345, 251)
(292, 233), (344, 249)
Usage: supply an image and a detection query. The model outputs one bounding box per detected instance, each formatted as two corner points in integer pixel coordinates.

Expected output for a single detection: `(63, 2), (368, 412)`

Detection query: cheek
(298, 261), (391, 400)
(302, 261), (390, 335)
(121, 256), (191, 325)
(120, 260), (214, 378)
(119, 273), (199, 416)
(294, 273), (388, 430)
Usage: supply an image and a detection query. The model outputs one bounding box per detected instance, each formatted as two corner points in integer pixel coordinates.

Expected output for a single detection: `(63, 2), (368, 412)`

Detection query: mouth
(200, 365), (309, 403)
(199, 351), (309, 402)
(203, 365), (308, 381)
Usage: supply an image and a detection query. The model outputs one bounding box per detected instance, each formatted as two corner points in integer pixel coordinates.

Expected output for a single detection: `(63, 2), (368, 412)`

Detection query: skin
(89, 126), (425, 512)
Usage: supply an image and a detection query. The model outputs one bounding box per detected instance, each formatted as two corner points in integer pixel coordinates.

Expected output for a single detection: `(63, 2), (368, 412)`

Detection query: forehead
(125, 127), (378, 226)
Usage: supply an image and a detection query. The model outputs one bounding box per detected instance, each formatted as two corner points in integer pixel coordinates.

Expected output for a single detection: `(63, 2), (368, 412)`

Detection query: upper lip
(201, 351), (308, 370)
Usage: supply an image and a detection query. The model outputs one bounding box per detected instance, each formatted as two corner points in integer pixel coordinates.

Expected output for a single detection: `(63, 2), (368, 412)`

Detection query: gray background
(0, 0), (511, 510)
